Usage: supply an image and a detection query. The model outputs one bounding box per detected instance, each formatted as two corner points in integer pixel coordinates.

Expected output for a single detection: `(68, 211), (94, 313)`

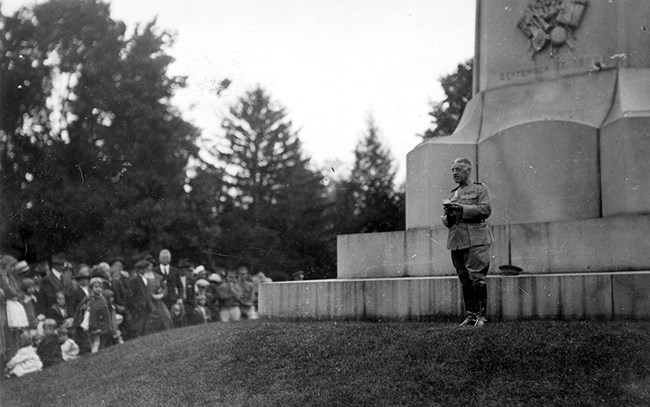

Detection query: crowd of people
(0, 250), (274, 378)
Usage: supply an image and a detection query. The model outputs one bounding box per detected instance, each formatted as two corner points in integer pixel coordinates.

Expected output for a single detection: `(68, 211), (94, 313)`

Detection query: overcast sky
(2, 0), (476, 181)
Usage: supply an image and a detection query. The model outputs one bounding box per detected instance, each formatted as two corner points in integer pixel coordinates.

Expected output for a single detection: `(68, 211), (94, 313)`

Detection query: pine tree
(421, 58), (473, 139)
(209, 86), (333, 278)
(336, 116), (404, 234)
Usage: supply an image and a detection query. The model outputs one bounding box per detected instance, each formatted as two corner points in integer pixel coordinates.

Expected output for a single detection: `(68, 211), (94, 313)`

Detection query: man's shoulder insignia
(473, 181), (484, 185)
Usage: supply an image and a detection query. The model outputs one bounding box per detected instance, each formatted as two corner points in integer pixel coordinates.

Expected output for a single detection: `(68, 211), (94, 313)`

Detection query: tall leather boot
(459, 284), (477, 326)
(474, 282), (488, 327)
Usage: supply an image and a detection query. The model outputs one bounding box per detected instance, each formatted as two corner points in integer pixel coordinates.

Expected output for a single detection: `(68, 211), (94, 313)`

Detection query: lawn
(1, 320), (649, 407)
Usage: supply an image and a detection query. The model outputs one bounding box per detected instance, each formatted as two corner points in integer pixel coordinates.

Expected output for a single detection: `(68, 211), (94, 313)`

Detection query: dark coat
(126, 275), (154, 319)
(68, 285), (89, 317)
(110, 277), (129, 313)
(73, 294), (114, 334)
(40, 270), (65, 308)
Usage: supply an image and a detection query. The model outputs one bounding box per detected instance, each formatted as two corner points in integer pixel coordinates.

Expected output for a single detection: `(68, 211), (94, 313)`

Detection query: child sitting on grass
(4, 332), (42, 378)
(36, 318), (62, 368)
(58, 327), (80, 361)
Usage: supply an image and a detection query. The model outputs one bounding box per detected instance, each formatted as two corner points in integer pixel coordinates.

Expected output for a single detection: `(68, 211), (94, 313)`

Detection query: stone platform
(259, 214), (650, 321)
(337, 215), (650, 279)
(258, 271), (650, 321)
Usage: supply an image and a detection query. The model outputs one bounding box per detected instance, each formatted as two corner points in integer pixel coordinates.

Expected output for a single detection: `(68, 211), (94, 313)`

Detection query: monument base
(337, 215), (650, 279)
(258, 215), (650, 321)
(258, 271), (650, 321)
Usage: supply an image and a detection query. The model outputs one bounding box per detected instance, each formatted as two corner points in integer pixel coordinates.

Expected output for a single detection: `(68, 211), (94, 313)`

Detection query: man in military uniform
(441, 158), (493, 327)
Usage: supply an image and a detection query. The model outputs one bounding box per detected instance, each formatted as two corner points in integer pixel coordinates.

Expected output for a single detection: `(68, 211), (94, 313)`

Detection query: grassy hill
(1, 320), (649, 406)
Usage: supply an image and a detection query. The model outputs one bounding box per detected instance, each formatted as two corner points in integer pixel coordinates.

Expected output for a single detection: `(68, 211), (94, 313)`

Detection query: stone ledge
(338, 215), (650, 279)
(258, 271), (650, 321)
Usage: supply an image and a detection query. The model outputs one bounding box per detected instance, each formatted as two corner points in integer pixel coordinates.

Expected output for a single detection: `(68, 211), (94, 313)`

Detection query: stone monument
(260, 0), (650, 321)
(408, 0), (650, 228)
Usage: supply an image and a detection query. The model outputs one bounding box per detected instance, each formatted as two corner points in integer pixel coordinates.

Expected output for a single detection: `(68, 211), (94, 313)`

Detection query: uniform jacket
(443, 181), (494, 250)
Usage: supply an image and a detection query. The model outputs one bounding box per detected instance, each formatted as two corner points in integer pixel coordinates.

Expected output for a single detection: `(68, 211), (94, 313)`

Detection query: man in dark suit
(41, 253), (67, 308)
(156, 249), (183, 311)
(127, 260), (154, 338)
(69, 265), (91, 355)
(109, 258), (132, 339)
(68, 265), (91, 314)
(176, 259), (196, 323)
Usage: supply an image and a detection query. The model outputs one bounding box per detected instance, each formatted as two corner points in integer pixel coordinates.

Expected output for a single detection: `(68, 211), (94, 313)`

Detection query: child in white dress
(4, 333), (42, 378)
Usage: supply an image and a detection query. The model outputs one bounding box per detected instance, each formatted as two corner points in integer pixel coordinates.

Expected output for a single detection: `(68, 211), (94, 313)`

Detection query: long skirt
(147, 300), (173, 334)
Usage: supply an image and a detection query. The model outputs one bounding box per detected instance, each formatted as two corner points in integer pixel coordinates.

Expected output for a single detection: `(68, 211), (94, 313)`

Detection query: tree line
(1, 0), (471, 280)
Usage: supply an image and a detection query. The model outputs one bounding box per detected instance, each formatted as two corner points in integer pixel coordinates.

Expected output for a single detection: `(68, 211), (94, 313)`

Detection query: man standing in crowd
(109, 259), (131, 339)
(109, 259), (128, 311)
(441, 158), (494, 328)
(69, 265), (91, 355)
(68, 265), (90, 314)
(41, 253), (67, 308)
(157, 249), (182, 311)
(176, 259), (195, 313)
(127, 260), (154, 337)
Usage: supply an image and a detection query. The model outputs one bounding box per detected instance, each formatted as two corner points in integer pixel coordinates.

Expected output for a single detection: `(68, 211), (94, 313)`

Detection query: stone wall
(258, 272), (650, 320)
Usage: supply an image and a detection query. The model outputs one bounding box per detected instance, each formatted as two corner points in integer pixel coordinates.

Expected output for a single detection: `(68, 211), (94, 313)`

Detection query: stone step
(258, 271), (650, 321)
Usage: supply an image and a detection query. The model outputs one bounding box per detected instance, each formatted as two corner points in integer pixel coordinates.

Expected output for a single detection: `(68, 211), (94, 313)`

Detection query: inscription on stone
(499, 54), (604, 82)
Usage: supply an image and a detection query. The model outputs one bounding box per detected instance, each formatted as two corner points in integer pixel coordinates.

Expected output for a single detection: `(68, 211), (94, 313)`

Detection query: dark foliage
(0, 0), (200, 263)
(200, 86), (335, 278)
(421, 58), (473, 139)
(334, 116), (404, 234)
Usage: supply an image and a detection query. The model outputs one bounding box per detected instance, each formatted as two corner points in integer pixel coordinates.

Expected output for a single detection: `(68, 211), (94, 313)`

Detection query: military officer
(441, 157), (493, 327)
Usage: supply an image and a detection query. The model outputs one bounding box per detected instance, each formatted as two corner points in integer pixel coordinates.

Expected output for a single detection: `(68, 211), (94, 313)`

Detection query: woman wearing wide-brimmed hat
(1, 256), (31, 358)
